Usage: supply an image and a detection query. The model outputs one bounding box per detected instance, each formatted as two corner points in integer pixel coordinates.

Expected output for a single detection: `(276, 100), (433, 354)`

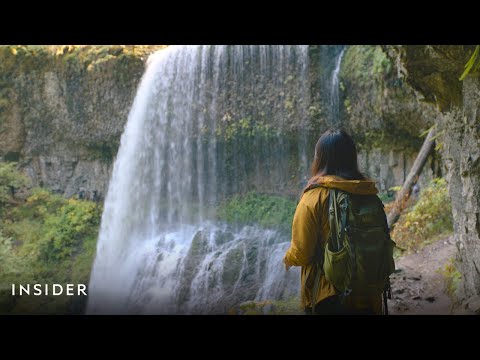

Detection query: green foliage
(40, 198), (100, 263)
(86, 141), (119, 162)
(217, 192), (297, 233)
(229, 297), (303, 315)
(54, 45), (165, 71)
(0, 45), (166, 80)
(341, 46), (432, 153)
(420, 124), (445, 151)
(459, 45), (480, 81)
(439, 257), (462, 300)
(0, 46), (51, 72)
(356, 128), (423, 153)
(342, 45), (392, 83)
(392, 178), (453, 253)
(0, 162), (30, 204)
(0, 230), (30, 282)
(0, 187), (101, 314)
(5, 45), (165, 61)
(344, 97), (351, 114)
(216, 116), (276, 141)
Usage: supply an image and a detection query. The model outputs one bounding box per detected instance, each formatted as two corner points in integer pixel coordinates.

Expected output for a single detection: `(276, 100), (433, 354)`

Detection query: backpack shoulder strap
(311, 188), (341, 310)
(328, 188), (348, 252)
(338, 191), (349, 250)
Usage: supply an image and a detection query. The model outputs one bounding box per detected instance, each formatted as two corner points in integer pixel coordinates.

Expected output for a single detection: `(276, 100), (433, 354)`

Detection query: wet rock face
(0, 46), (437, 198)
(171, 227), (299, 314)
(387, 45), (480, 300)
(341, 45), (436, 144)
(445, 78), (480, 299)
(358, 146), (440, 194)
(383, 45), (472, 111)
(339, 45), (440, 192)
(0, 46), (146, 199)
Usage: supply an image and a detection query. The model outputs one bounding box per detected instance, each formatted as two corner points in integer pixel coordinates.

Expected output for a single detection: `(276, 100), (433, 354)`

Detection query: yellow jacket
(284, 175), (382, 313)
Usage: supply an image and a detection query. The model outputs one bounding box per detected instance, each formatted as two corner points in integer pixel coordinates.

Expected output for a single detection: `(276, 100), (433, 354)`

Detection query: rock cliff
(0, 45), (438, 199)
(385, 45), (480, 310)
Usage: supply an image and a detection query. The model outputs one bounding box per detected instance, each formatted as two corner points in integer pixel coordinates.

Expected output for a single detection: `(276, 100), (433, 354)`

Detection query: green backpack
(312, 187), (396, 302)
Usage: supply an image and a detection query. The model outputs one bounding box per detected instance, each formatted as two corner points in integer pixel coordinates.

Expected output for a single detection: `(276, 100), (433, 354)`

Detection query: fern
(459, 45), (480, 81)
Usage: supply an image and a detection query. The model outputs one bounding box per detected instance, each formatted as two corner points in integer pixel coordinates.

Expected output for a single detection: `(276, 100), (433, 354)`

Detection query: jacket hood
(305, 175), (379, 195)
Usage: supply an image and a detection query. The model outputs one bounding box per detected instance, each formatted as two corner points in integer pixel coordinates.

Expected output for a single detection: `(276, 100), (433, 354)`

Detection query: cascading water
(87, 45), (317, 314)
(330, 48), (345, 123)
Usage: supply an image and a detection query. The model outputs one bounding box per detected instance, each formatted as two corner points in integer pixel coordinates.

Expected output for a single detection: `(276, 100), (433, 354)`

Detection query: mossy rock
(222, 245), (244, 289)
(214, 231), (234, 246)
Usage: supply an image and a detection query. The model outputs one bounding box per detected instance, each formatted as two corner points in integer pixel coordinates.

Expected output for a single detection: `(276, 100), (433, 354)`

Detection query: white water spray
(87, 46), (314, 314)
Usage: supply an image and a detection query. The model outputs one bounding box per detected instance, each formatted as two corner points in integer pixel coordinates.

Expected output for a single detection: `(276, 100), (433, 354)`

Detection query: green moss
(177, 231), (210, 304)
(189, 231), (209, 257)
(217, 192), (297, 233)
(342, 45), (392, 83)
(86, 141), (119, 162)
(214, 231), (234, 246)
(222, 246), (243, 288)
(215, 116), (276, 141)
(340, 46), (430, 152)
(0, 45), (166, 161)
(355, 127), (424, 152)
(0, 45), (165, 81)
(230, 296), (303, 315)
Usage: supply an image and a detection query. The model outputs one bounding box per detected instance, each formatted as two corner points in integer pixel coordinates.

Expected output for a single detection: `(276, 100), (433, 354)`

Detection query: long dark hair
(309, 129), (366, 183)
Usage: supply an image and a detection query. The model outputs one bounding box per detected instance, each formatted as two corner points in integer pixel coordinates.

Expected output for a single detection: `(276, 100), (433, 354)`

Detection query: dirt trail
(388, 236), (456, 315)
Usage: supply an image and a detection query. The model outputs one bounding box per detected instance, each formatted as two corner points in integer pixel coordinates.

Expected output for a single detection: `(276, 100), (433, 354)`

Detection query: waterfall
(87, 46), (314, 314)
(330, 47), (345, 123)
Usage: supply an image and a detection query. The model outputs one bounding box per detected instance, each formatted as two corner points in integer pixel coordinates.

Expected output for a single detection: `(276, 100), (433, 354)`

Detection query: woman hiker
(283, 129), (389, 315)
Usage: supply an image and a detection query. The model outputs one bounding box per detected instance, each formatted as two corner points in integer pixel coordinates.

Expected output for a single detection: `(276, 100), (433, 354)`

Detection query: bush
(392, 178), (453, 253)
(0, 230), (31, 283)
(40, 198), (100, 263)
(439, 257), (462, 300)
(0, 162), (29, 204)
(0, 187), (101, 314)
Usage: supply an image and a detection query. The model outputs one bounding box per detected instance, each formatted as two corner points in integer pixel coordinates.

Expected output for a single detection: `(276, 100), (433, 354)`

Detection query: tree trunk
(387, 127), (436, 228)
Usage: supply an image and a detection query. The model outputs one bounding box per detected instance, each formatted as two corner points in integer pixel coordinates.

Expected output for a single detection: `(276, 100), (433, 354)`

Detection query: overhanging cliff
(385, 45), (480, 310)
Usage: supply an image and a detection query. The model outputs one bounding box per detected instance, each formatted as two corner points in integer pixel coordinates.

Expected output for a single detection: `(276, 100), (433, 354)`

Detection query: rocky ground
(389, 236), (456, 315)
(232, 235), (477, 315)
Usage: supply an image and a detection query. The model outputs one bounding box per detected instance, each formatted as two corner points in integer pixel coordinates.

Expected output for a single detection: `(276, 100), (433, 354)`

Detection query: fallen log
(387, 127), (436, 228)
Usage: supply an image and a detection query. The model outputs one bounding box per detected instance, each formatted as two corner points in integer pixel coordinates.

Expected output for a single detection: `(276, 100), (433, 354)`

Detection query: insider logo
(11, 284), (87, 296)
